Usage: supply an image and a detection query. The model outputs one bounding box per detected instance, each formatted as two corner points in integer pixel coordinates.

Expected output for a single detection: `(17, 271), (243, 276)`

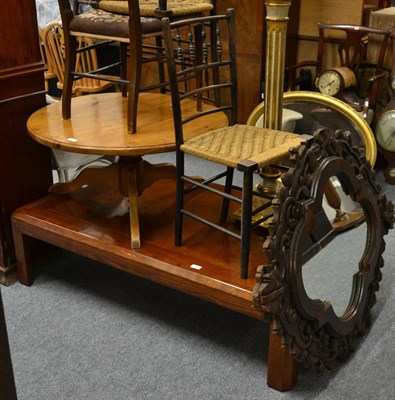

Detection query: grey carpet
(1, 159), (394, 400)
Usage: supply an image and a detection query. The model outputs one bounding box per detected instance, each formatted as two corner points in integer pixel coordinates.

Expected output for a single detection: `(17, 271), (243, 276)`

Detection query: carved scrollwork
(253, 128), (394, 373)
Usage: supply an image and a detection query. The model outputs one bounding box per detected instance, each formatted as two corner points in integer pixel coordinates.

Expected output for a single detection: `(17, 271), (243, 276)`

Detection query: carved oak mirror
(253, 129), (394, 373)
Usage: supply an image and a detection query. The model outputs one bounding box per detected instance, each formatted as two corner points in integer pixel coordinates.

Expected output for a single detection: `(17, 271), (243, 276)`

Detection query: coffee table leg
(12, 218), (33, 286)
(267, 320), (298, 391)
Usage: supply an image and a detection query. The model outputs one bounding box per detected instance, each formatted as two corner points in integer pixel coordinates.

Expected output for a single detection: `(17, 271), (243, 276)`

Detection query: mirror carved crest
(253, 129), (394, 373)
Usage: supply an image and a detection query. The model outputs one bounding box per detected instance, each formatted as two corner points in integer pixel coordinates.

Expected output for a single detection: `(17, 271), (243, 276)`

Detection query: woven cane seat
(99, 0), (213, 16)
(181, 125), (303, 169)
(69, 8), (162, 38)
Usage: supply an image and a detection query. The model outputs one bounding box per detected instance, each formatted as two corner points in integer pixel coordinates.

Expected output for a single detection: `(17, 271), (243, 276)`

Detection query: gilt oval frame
(246, 91), (377, 166)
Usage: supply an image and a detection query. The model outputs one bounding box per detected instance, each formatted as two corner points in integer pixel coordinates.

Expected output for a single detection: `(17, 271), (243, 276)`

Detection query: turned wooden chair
(162, 9), (304, 279)
(38, 27), (58, 91)
(57, 0), (215, 133)
(42, 21), (119, 96)
(286, 23), (392, 124)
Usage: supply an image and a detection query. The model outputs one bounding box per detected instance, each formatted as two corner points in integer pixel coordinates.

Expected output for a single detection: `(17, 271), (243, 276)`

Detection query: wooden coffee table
(12, 92), (297, 392)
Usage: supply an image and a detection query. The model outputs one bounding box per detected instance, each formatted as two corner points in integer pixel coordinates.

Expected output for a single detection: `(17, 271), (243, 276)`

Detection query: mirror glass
(301, 176), (367, 317)
(285, 101), (366, 150)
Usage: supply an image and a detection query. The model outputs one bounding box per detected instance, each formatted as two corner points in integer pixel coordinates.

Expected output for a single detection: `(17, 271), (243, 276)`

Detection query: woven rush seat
(99, 0), (214, 16)
(181, 125), (302, 169)
(69, 8), (162, 39)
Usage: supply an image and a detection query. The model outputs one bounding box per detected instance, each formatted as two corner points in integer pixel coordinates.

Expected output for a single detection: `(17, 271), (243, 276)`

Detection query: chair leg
(240, 170), (254, 279)
(175, 150), (185, 246)
(62, 35), (77, 120)
(155, 36), (166, 94)
(127, 71), (140, 134)
(120, 43), (128, 97)
(127, 43), (142, 134)
(220, 167), (234, 223)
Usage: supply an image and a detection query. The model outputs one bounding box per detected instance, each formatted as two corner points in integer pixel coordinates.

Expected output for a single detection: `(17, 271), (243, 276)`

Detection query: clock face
(375, 110), (395, 152)
(317, 70), (342, 96)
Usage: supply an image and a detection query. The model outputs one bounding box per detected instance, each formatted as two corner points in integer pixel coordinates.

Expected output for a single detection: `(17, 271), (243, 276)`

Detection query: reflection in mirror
(323, 177), (365, 232)
(302, 177), (367, 317)
(285, 101), (366, 151)
(253, 107), (303, 132)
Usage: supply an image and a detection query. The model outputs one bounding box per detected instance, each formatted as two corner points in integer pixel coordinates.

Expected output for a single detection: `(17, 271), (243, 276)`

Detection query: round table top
(27, 92), (228, 156)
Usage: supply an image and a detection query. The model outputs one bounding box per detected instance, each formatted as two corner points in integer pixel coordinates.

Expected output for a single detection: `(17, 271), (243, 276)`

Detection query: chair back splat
(163, 10), (237, 146)
(162, 9), (304, 279)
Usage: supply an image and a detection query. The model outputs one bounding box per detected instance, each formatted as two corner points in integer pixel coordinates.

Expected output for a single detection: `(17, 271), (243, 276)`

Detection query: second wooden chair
(57, 0), (215, 133)
(162, 9), (305, 279)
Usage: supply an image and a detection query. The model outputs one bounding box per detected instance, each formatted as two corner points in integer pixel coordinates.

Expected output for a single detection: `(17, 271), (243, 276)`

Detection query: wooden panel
(216, 0), (265, 123)
(296, 39), (343, 70)
(296, 39), (318, 64)
(294, 1), (376, 77)
(0, 1), (53, 283)
(298, 0), (364, 38)
(368, 7), (395, 68)
(0, 2), (42, 69)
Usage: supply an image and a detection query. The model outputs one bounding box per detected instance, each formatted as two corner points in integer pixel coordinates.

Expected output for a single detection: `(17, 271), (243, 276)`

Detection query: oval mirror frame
(253, 129), (394, 372)
(247, 91), (377, 166)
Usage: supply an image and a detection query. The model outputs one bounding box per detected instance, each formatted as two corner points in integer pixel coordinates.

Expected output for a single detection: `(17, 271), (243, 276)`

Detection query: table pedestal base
(49, 158), (176, 249)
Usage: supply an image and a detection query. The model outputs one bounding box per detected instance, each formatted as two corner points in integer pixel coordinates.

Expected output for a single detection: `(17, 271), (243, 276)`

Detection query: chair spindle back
(162, 9), (237, 146)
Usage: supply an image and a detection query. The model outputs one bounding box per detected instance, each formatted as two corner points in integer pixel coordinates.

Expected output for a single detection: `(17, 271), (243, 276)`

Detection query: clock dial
(375, 110), (395, 152)
(317, 71), (341, 96)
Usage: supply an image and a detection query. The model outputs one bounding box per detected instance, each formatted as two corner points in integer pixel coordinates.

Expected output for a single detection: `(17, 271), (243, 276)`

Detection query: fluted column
(263, 0), (291, 130)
